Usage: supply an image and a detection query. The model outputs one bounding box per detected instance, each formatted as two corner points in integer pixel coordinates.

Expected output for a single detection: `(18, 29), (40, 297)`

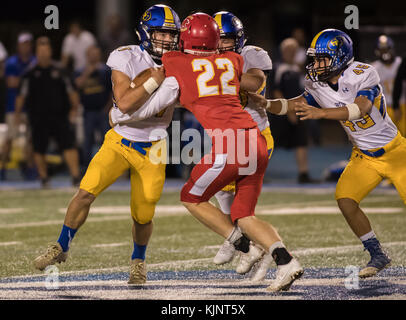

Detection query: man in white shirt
(61, 21), (97, 72)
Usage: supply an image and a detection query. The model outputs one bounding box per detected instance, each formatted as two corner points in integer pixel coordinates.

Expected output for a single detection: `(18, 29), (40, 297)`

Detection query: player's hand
(150, 66), (165, 85)
(295, 101), (325, 120)
(247, 92), (267, 109)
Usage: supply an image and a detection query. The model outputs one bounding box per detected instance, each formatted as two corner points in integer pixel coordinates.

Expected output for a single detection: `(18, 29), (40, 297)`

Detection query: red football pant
(181, 128), (268, 223)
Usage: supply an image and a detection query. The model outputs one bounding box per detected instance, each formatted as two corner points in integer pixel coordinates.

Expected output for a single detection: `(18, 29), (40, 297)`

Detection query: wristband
(143, 77), (159, 94)
(276, 99), (288, 115)
(346, 103), (361, 120)
(265, 100), (271, 110)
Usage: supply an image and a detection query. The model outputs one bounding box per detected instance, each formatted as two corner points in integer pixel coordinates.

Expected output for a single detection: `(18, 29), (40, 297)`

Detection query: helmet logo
(327, 37), (340, 51)
(142, 11), (151, 21)
(181, 16), (193, 32)
(232, 17), (242, 29)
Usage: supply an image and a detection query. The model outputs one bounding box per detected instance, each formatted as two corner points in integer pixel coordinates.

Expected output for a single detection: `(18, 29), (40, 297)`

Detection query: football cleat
(236, 242), (264, 274)
(33, 243), (68, 271)
(267, 258), (304, 292)
(128, 259), (147, 284)
(359, 239), (391, 278)
(213, 240), (236, 265)
(250, 251), (274, 282)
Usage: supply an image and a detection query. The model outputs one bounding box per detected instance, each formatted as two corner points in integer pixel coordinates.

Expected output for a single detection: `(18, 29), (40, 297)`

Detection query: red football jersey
(162, 51), (257, 131)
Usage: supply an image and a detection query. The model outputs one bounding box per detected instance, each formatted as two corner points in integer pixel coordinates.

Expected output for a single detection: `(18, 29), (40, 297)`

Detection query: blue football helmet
(136, 4), (181, 59)
(213, 11), (245, 53)
(305, 29), (354, 82)
(375, 35), (395, 64)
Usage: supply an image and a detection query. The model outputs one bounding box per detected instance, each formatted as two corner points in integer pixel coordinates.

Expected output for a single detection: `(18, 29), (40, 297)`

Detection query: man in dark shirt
(74, 45), (112, 168)
(15, 36), (81, 187)
(269, 38), (317, 184)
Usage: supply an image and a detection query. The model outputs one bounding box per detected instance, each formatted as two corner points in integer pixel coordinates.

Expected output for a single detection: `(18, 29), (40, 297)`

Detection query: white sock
(269, 241), (286, 253)
(226, 226), (242, 244)
(215, 190), (234, 214)
(360, 230), (376, 242)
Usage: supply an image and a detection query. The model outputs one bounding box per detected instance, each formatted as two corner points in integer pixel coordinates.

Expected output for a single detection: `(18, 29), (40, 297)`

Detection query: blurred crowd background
(0, 0), (405, 186)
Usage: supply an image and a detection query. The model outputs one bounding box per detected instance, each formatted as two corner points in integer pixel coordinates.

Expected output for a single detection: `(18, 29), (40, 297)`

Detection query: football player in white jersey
(372, 35), (406, 136)
(33, 4), (180, 285)
(249, 29), (406, 278)
(210, 11), (276, 278)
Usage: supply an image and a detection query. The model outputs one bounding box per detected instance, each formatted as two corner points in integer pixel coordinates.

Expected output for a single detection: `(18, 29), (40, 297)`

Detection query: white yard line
(0, 208), (25, 214)
(0, 241), (21, 246)
(92, 242), (128, 248)
(55, 205), (404, 217)
(1, 204), (403, 228)
(0, 216), (130, 229)
(257, 206), (403, 215)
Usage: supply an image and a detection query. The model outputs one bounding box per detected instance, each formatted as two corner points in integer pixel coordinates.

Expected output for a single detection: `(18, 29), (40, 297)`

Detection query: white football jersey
(106, 45), (175, 142)
(241, 45), (273, 132)
(303, 61), (398, 150)
(371, 56), (406, 107)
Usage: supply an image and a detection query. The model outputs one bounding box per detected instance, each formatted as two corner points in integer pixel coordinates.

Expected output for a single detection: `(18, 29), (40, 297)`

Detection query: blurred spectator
(73, 45), (112, 168)
(291, 27), (307, 69)
(0, 40), (7, 123)
(393, 56), (406, 136)
(15, 36), (81, 187)
(291, 27), (321, 145)
(269, 38), (317, 184)
(99, 14), (134, 59)
(1, 32), (36, 181)
(61, 21), (97, 72)
(372, 35), (406, 137)
(0, 40), (7, 78)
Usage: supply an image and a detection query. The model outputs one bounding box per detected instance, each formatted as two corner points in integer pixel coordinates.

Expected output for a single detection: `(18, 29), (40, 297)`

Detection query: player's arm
(247, 91), (307, 115)
(294, 96), (372, 121)
(111, 76), (179, 125)
(240, 68), (266, 92)
(14, 77), (28, 126)
(112, 68), (165, 114)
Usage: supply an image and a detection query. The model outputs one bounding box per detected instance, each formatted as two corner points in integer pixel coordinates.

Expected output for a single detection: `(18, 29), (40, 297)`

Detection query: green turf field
(0, 187), (405, 279)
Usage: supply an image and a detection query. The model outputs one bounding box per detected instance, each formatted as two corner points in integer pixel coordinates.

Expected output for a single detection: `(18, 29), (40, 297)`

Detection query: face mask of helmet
(149, 29), (179, 58)
(218, 37), (236, 52)
(306, 44), (345, 82)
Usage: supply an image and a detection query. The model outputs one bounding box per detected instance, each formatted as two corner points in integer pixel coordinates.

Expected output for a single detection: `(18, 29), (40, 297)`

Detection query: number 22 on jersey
(192, 58), (237, 97)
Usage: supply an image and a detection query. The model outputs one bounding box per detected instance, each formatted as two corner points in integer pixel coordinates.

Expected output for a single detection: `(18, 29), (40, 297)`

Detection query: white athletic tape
(143, 77), (159, 94)
(346, 103), (361, 120)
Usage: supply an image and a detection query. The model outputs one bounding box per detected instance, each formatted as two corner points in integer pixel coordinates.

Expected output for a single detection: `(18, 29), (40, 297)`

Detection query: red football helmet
(179, 12), (220, 55)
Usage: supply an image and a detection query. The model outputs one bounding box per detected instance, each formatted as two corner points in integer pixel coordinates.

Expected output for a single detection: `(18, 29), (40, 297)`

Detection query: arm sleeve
(357, 65), (380, 91)
(111, 76), (179, 124)
(245, 47), (273, 71)
(393, 57), (406, 110)
(106, 50), (132, 77)
(302, 90), (322, 108)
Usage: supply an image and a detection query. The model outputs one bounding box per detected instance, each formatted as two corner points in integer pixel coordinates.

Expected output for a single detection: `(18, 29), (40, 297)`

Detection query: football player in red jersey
(112, 12), (303, 291)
